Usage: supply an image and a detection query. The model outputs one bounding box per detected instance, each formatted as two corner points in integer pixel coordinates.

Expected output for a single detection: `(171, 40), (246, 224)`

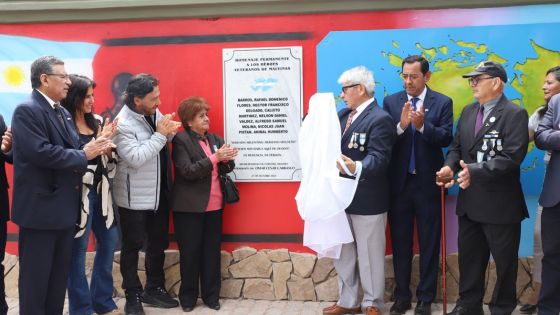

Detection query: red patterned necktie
(342, 110), (357, 135)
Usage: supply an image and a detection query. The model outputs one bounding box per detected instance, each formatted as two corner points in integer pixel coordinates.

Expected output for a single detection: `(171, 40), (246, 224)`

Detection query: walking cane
(437, 173), (451, 314)
(440, 185), (447, 314)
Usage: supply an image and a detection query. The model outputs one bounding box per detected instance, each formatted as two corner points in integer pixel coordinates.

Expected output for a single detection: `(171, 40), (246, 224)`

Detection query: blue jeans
(68, 189), (119, 315)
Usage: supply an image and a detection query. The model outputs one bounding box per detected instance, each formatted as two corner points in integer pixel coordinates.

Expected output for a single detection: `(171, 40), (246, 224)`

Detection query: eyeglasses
(341, 84), (360, 93)
(401, 73), (422, 80)
(45, 73), (70, 80)
(468, 76), (495, 86)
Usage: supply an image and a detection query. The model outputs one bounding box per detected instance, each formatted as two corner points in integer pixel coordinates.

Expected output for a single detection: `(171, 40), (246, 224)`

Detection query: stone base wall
(3, 246), (537, 303)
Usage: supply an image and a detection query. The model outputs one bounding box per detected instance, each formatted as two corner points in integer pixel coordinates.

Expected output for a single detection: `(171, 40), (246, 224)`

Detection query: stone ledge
(3, 248), (537, 303)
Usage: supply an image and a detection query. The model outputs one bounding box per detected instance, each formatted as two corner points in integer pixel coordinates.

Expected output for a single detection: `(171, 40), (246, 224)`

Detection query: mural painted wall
(0, 3), (559, 255)
(317, 23), (560, 256)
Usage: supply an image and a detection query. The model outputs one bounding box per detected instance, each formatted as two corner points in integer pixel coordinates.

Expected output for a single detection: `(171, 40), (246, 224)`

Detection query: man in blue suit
(11, 56), (112, 315)
(383, 55), (453, 315)
(535, 93), (560, 315)
(323, 66), (396, 315)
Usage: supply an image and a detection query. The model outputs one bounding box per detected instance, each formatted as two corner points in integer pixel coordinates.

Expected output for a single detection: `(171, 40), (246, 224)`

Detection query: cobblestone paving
(6, 298), (526, 314)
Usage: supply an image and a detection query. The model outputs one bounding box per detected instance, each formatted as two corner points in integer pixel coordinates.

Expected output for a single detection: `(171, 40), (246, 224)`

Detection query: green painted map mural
(317, 23), (560, 255)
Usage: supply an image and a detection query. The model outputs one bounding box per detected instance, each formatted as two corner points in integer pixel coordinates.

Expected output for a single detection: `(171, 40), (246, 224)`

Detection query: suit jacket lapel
(399, 93), (408, 106)
(59, 108), (80, 148)
(34, 91), (77, 147)
(423, 89), (433, 114)
(207, 134), (219, 153)
(187, 130), (208, 159)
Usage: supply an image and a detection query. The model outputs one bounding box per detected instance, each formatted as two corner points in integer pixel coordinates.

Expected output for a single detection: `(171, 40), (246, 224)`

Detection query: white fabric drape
(295, 93), (360, 258)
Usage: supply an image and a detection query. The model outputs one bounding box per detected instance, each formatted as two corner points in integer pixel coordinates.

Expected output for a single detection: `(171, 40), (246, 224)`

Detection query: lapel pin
(489, 116), (496, 123)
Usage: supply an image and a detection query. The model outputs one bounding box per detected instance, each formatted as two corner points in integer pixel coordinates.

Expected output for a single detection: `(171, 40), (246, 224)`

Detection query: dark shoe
(415, 301), (432, 315)
(181, 305), (194, 312)
(519, 304), (537, 314)
(124, 291), (145, 315)
(141, 286), (179, 308)
(390, 300), (412, 315)
(205, 301), (221, 311)
(447, 305), (483, 315)
(322, 303), (361, 314)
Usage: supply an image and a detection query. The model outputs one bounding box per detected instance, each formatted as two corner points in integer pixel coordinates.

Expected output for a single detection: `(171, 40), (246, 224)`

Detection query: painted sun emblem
(3, 65), (25, 86)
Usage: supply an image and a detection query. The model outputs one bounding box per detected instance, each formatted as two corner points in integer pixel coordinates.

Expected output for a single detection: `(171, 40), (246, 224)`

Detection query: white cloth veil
(295, 93), (359, 258)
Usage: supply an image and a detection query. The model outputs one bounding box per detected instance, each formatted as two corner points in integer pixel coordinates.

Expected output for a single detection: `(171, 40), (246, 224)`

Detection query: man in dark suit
(323, 66), (396, 315)
(383, 55), (453, 315)
(0, 115), (12, 315)
(11, 56), (111, 315)
(535, 93), (560, 315)
(436, 61), (528, 315)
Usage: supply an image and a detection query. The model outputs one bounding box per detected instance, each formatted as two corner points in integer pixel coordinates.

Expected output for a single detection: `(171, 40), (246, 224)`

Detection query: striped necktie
(53, 103), (67, 132)
(342, 110), (357, 135)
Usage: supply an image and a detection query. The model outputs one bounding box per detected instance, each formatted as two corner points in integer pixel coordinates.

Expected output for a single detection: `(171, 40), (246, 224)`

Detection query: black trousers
(0, 221), (7, 315)
(389, 175), (441, 302)
(538, 202), (560, 315)
(18, 226), (74, 315)
(174, 210), (222, 307)
(119, 196), (170, 292)
(457, 215), (520, 315)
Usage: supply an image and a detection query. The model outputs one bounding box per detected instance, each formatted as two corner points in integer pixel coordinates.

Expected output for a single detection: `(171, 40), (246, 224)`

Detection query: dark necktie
(53, 103), (67, 132)
(408, 97), (419, 174)
(474, 104), (484, 136)
(342, 110), (357, 135)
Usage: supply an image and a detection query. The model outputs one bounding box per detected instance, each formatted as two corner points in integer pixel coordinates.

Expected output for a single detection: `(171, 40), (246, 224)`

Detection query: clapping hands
(156, 113), (181, 137)
(216, 144), (238, 162)
(1, 127), (12, 154)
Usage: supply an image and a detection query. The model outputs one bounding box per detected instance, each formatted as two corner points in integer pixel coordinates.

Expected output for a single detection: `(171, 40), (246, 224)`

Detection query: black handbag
(220, 174), (240, 204)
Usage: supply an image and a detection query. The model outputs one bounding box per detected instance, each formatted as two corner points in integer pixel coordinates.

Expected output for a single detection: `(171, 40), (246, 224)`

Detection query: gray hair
(337, 66), (375, 96)
(30, 56), (64, 89)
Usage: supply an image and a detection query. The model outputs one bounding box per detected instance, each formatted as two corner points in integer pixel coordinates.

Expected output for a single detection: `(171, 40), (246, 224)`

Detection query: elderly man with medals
(318, 66), (396, 315)
(436, 61), (529, 315)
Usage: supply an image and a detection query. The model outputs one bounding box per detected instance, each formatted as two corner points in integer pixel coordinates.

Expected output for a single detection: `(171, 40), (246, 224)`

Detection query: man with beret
(436, 61), (529, 315)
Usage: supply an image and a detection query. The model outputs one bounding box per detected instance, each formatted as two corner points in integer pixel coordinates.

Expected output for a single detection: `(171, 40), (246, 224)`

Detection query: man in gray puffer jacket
(112, 73), (180, 315)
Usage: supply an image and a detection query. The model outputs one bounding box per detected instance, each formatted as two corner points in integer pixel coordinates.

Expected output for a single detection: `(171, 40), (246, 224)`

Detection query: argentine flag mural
(0, 34), (99, 124)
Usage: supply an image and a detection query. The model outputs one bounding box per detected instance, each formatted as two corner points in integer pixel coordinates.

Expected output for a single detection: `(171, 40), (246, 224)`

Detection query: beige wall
(0, 0), (558, 23)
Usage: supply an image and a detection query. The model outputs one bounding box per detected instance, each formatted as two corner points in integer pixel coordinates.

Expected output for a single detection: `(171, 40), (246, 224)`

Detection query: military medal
(348, 133), (355, 149)
(496, 139), (503, 151)
(482, 139), (488, 151)
(353, 132), (359, 148)
(489, 139), (496, 157)
(359, 133), (366, 151)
